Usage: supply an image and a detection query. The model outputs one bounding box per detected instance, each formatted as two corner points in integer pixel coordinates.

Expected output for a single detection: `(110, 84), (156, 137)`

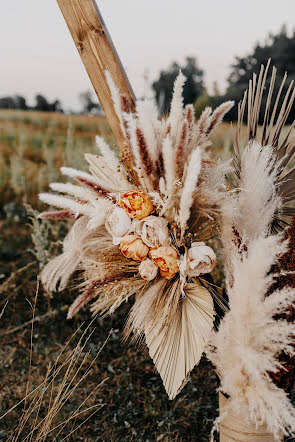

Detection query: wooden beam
(57, 0), (136, 153)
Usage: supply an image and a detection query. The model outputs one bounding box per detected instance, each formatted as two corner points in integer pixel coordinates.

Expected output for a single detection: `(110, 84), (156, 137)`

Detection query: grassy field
(0, 109), (244, 441)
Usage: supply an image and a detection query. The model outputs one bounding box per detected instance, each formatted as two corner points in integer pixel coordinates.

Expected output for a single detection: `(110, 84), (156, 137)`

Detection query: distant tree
(79, 90), (101, 114)
(34, 94), (63, 112)
(50, 99), (63, 113)
(14, 95), (27, 110)
(220, 25), (295, 122)
(152, 57), (204, 114)
(34, 94), (50, 111)
(0, 95), (27, 110)
(0, 96), (16, 109)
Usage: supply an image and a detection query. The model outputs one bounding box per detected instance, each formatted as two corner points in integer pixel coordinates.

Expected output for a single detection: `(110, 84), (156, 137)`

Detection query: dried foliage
(38, 72), (233, 399)
(206, 62), (295, 440)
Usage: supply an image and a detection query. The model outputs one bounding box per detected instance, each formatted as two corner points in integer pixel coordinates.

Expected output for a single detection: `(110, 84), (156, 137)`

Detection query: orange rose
(119, 234), (149, 261)
(120, 191), (154, 220)
(149, 246), (179, 279)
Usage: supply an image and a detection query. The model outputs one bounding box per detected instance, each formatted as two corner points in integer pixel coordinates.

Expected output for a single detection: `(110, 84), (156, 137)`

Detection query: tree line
(1, 26), (294, 119)
(153, 25), (295, 122)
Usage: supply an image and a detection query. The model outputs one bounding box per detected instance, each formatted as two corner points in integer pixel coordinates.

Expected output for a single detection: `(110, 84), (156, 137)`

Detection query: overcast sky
(1, 0), (294, 111)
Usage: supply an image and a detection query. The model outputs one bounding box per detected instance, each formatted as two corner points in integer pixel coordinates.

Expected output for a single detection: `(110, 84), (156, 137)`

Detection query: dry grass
(3, 110), (294, 441)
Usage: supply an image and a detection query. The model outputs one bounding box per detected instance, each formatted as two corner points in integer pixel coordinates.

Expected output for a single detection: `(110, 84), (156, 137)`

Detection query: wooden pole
(56, 0), (136, 153)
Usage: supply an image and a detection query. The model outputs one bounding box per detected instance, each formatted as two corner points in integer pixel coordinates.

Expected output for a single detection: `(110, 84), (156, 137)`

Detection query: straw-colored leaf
(145, 282), (214, 399)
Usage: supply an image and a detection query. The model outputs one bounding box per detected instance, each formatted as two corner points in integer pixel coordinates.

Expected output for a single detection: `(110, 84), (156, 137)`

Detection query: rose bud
(105, 207), (132, 245)
(149, 246), (179, 279)
(120, 190), (154, 220)
(134, 216), (170, 248)
(119, 234), (149, 261)
(187, 241), (216, 276)
(139, 258), (158, 281)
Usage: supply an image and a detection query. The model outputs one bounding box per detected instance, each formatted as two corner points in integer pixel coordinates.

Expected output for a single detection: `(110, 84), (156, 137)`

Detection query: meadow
(0, 109), (248, 441)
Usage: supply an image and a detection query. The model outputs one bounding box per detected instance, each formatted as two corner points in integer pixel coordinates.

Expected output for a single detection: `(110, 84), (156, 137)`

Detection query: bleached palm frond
(95, 135), (120, 168)
(233, 60), (295, 230)
(84, 153), (131, 191)
(146, 282), (214, 400)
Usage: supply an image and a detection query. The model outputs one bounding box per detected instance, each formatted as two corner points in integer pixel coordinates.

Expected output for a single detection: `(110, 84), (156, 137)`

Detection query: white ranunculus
(134, 215), (170, 248)
(187, 242), (216, 276)
(105, 207), (132, 245)
(139, 258), (158, 281)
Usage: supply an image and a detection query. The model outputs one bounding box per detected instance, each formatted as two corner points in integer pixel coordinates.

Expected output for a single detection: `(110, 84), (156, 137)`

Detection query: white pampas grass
(60, 166), (100, 184)
(105, 70), (126, 137)
(39, 193), (94, 218)
(41, 217), (89, 291)
(162, 134), (175, 195)
(49, 182), (96, 202)
(169, 72), (186, 141)
(179, 147), (202, 236)
(220, 142), (281, 278)
(136, 99), (159, 164)
(207, 234), (295, 440)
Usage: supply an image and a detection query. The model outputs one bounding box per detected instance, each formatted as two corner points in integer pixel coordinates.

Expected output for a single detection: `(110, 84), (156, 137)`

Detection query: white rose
(139, 258), (158, 281)
(187, 242), (216, 276)
(105, 207), (132, 245)
(134, 216), (170, 248)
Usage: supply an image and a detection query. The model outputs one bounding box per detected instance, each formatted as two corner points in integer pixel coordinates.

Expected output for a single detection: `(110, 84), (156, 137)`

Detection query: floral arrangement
(38, 62), (295, 439)
(207, 61), (295, 440)
(39, 71), (233, 399)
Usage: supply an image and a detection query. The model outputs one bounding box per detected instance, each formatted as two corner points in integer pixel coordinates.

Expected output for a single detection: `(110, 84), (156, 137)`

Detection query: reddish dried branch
(176, 121), (187, 177)
(136, 128), (153, 175)
(38, 210), (80, 220)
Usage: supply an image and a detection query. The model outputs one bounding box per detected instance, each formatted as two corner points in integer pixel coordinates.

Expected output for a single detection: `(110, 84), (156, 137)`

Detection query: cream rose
(119, 234), (149, 261)
(149, 246), (179, 279)
(187, 241), (216, 276)
(139, 258), (158, 281)
(120, 190), (154, 220)
(105, 207), (132, 245)
(135, 216), (170, 248)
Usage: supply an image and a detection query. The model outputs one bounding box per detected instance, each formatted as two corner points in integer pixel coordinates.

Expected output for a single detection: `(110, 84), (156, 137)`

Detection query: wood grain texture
(57, 0), (136, 153)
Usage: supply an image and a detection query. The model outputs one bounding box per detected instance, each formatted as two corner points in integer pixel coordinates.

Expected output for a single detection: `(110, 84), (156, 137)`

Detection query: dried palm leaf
(145, 281), (214, 399)
(233, 60), (295, 231)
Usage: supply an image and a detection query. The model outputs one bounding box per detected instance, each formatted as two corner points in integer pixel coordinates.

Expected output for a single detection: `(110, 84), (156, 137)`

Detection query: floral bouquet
(39, 71), (232, 400)
(39, 62), (295, 439)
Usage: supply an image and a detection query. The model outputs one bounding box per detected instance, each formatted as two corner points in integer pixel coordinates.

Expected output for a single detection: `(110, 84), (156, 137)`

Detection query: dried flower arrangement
(39, 71), (233, 400)
(38, 61), (295, 439)
(207, 61), (295, 440)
